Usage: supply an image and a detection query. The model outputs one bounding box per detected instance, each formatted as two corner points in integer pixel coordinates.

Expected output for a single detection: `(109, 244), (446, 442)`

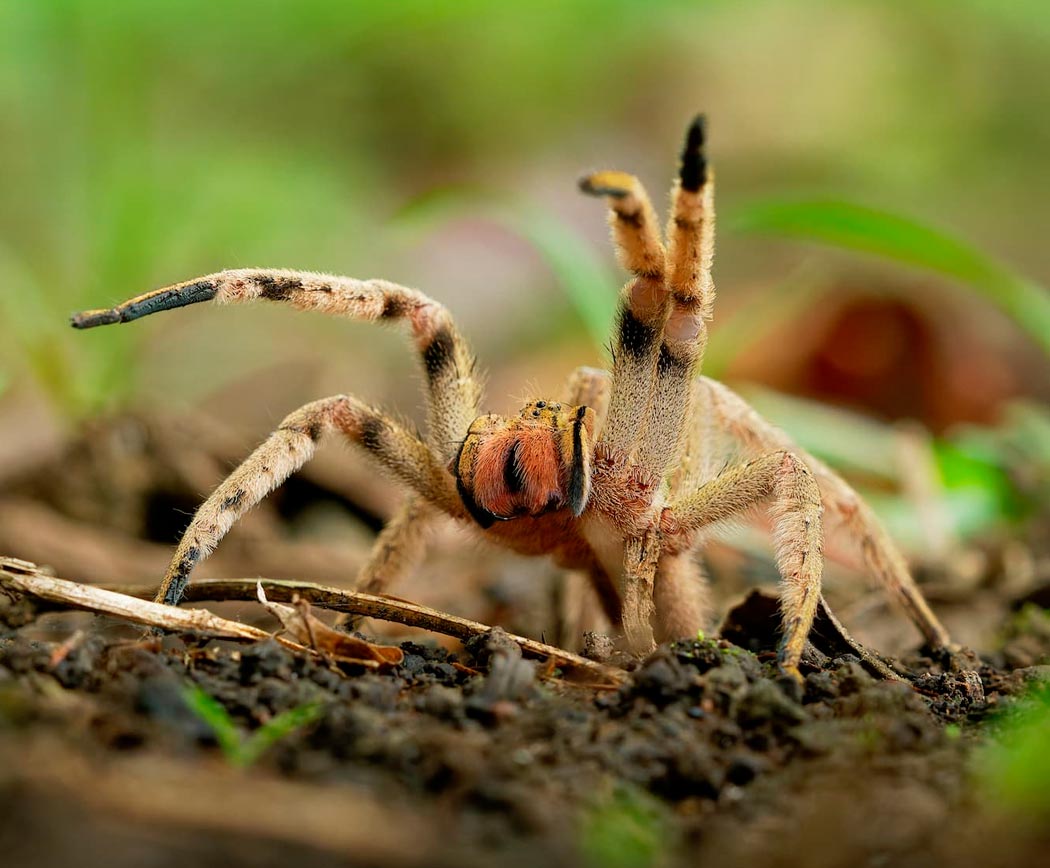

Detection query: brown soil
(2, 413), (1050, 868)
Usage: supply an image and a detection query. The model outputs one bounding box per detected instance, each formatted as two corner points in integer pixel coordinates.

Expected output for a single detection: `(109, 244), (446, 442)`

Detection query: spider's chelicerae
(73, 117), (953, 681)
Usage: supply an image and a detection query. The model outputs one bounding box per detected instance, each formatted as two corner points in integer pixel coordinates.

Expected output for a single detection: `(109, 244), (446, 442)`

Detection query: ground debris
(1, 555), (1048, 866)
(256, 583), (403, 669)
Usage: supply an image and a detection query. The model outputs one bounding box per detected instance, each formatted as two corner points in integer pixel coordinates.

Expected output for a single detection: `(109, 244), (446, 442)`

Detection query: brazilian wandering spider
(72, 116), (953, 681)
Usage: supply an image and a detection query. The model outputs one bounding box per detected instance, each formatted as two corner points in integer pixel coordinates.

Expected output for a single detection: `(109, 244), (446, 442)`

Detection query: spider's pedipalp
(154, 395), (463, 606)
(665, 449), (824, 681)
(72, 269), (482, 459)
(620, 530), (662, 654)
(564, 365), (611, 433)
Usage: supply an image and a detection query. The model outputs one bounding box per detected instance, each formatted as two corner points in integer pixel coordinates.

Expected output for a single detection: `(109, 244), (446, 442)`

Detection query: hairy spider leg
(73, 271), (484, 604)
(686, 377), (952, 649)
(565, 365), (712, 645)
(72, 269), (482, 454)
(155, 396), (463, 606)
(635, 116), (716, 483)
(666, 449), (824, 682)
(578, 172), (669, 458)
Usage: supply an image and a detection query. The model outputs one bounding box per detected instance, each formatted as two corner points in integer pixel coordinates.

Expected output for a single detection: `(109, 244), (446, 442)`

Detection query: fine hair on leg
(688, 376), (951, 649)
(155, 395), (463, 606)
(72, 269), (482, 458)
(653, 550), (712, 644)
(666, 449), (824, 679)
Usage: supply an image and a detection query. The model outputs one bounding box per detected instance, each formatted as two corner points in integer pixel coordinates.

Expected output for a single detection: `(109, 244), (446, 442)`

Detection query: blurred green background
(1, 0), (1048, 546)
(2, 1), (1049, 817)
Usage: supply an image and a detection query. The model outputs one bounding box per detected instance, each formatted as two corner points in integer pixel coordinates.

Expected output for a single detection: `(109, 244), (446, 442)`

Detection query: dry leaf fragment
(256, 583), (403, 668)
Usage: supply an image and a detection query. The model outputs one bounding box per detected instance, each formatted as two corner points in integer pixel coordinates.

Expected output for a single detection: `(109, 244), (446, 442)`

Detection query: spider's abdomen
(453, 401), (595, 528)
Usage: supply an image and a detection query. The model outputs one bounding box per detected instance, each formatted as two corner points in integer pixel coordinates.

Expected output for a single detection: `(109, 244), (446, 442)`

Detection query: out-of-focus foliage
(579, 785), (674, 868)
(732, 199), (1050, 356)
(0, 0), (1047, 545)
(396, 187), (618, 346)
(978, 675), (1050, 818)
(745, 389), (1050, 546)
(2, 0), (1049, 418)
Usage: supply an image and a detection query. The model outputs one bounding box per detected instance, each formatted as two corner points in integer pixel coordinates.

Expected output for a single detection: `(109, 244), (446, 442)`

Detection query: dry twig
(0, 556), (626, 684)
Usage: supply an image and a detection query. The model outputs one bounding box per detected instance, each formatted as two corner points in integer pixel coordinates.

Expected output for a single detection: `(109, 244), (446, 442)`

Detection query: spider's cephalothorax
(453, 401), (596, 528)
(72, 116), (954, 681)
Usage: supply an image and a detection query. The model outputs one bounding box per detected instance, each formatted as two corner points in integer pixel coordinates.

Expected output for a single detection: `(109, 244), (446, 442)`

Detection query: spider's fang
(679, 114), (708, 193)
(566, 406), (592, 517)
(455, 474), (500, 529)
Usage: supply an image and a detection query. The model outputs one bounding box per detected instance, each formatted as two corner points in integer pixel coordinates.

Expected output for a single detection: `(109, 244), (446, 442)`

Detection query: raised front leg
(578, 171), (669, 458)
(635, 116), (716, 483)
(72, 269), (483, 458)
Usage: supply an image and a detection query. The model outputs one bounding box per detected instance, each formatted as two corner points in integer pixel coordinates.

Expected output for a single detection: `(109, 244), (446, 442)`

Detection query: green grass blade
(182, 683), (323, 768)
(579, 785), (673, 868)
(239, 702), (324, 768)
(181, 683), (244, 764)
(394, 186), (617, 349)
(731, 199), (1050, 357)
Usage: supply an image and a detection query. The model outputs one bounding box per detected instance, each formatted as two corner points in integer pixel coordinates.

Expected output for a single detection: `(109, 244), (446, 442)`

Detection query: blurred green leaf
(740, 386), (1036, 546)
(580, 785), (673, 868)
(395, 186), (617, 348)
(732, 199), (1050, 357)
(978, 678), (1050, 818)
(738, 385), (901, 480)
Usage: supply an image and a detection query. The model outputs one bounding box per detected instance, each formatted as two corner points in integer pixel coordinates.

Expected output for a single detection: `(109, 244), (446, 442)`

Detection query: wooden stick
(110, 576), (627, 684)
(0, 557), (626, 684)
(0, 557), (365, 664)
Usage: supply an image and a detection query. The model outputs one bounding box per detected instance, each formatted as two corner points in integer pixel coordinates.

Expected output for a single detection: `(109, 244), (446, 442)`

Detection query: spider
(72, 116), (953, 682)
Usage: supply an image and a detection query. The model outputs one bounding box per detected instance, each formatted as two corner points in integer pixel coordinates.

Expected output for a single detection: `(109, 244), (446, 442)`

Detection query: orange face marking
(453, 401), (596, 527)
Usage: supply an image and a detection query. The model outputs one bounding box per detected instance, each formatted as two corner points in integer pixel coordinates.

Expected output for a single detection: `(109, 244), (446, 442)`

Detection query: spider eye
(532, 409), (540, 417)
(535, 400), (546, 409)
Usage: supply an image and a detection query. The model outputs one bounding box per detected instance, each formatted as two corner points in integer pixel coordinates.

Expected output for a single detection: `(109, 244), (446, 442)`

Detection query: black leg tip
(70, 309), (120, 329)
(578, 173), (630, 199)
(679, 114), (708, 193)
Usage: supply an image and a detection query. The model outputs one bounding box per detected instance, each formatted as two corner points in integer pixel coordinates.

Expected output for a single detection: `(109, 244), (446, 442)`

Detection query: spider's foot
(777, 662), (805, 687)
(578, 170), (636, 199)
(70, 308), (122, 329)
(70, 280), (218, 329)
(622, 629), (657, 658)
(679, 114), (708, 192)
